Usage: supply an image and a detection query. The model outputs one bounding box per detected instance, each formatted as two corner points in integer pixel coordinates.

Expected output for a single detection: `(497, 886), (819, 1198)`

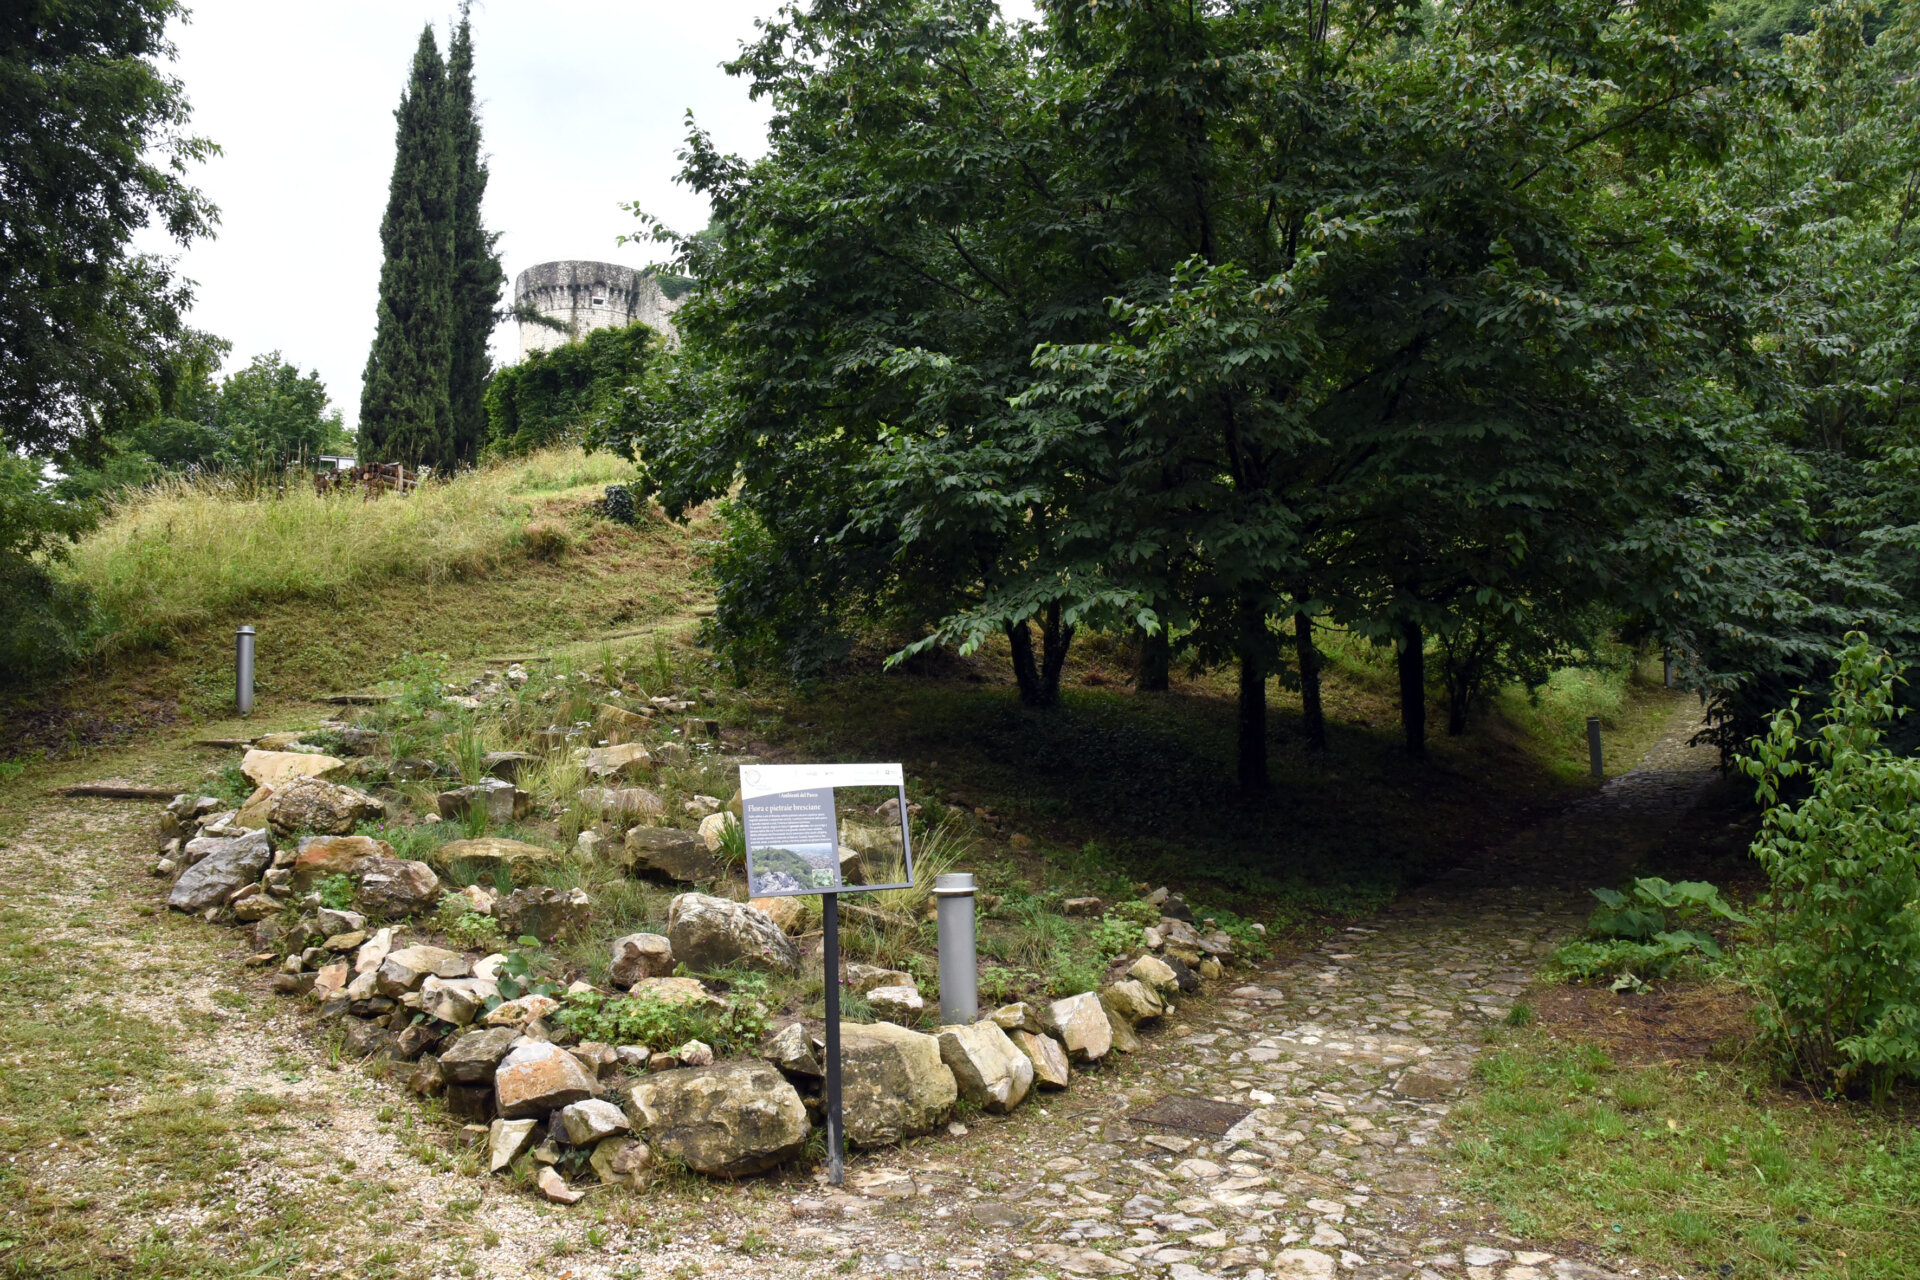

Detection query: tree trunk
(1037, 600), (1073, 707)
(1135, 622), (1170, 692)
(1008, 606), (1073, 708)
(1237, 601), (1269, 797)
(1294, 610), (1325, 750)
(1007, 619), (1041, 706)
(1397, 617), (1427, 760)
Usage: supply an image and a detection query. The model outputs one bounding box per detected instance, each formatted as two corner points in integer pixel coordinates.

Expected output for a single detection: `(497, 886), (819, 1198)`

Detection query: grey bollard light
(236, 626), (256, 716)
(934, 872), (977, 1025)
(1587, 716), (1603, 778)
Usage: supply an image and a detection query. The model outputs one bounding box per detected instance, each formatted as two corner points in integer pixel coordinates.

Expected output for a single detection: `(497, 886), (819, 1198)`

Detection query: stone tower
(513, 260), (682, 360)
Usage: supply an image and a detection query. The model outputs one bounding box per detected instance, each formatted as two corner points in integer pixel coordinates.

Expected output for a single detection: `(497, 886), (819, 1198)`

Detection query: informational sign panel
(739, 762), (912, 897)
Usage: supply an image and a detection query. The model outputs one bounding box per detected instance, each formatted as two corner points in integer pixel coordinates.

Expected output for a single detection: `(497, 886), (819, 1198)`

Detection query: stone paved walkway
(664, 704), (1721, 1280)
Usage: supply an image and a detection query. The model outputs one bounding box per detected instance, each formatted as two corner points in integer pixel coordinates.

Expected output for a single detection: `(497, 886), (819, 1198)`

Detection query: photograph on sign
(739, 763), (914, 896)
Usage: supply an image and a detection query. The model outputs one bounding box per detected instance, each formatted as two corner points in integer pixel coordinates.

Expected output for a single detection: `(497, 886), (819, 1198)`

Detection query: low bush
(521, 520), (570, 561)
(1740, 634), (1920, 1097)
(557, 975), (771, 1055)
(1549, 876), (1745, 990)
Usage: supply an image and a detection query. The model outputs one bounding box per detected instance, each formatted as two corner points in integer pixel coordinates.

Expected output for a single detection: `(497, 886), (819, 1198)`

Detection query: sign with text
(739, 762), (912, 898)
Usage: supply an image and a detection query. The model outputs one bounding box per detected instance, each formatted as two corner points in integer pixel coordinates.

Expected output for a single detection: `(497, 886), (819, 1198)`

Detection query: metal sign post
(739, 762), (918, 1188)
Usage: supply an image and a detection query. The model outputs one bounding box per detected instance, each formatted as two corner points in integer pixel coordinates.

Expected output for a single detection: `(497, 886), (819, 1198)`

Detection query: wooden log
(54, 784), (180, 800)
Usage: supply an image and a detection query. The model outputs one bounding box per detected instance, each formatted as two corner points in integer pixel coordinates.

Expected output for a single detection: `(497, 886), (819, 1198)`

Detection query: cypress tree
(359, 27), (455, 467)
(446, 8), (503, 466)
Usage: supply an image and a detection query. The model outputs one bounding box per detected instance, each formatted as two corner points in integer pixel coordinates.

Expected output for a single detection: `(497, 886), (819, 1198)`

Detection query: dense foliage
(359, 11), (502, 469)
(0, 0), (217, 459)
(1741, 636), (1920, 1097)
(485, 322), (657, 456)
(53, 352), (352, 501)
(613, 0), (1773, 790)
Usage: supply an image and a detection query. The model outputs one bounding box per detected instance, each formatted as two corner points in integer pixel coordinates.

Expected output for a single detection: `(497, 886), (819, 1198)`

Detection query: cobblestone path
(669, 704), (1722, 1280)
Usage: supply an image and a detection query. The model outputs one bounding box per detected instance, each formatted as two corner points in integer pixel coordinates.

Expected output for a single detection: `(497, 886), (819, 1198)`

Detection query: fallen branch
(54, 784), (180, 800)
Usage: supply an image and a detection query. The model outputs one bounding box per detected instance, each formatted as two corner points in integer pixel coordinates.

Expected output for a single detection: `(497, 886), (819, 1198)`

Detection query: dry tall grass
(61, 448), (635, 656)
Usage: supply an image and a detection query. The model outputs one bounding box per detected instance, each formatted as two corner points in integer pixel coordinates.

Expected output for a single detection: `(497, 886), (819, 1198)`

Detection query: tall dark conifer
(446, 9), (503, 465)
(359, 27), (454, 466)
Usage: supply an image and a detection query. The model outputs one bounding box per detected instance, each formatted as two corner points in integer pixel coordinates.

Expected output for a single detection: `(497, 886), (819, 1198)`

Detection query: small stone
(609, 932), (675, 987)
(240, 748), (344, 789)
(1197, 957), (1224, 980)
(310, 961), (351, 1001)
(485, 993), (560, 1030)
(936, 1021), (1034, 1114)
(1101, 978), (1166, 1025)
(536, 1166), (583, 1204)
(288, 834), (391, 891)
(419, 976), (495, 1026)
(406, 1053), (447, 1097)
(495, 885), (590, 940)
(1464, 1247), (1513, 1267)
(590, 1134), (653, 1185)
(582, 743), (654, 781)
(869, 984), (924, 1020)
(847, 963), (914, 995)
(436, 778), (532, 824)
(673, 1039), (715, 1067)
(354, 857), (441, 917)
(1271, 1249), (1337, 1280)
(488, 1117), (537, 1172)
(578, 786), (666, 821)
(495, 1041), (598, 1118)
(375, 945), (470, 997)
(557, 1098), (630, 1145)
(615, 1045), (652, 1070)
(168, 829), (273, 913)
(764, 1022), (823, 1077)
(1062, 896), (1105, 917)
(991, 1002), (1042, 1034)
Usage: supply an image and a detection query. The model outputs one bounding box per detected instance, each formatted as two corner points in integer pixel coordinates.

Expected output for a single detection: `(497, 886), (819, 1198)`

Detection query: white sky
(142, 1), (786, 432)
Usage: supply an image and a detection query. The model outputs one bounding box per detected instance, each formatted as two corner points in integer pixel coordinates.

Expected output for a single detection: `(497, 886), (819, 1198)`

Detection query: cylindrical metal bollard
(934, 872), (977, 1025)
(1663, 647), (1674, 689)
(1587, 716), (1603, 778)
(236, 626), (256, 716)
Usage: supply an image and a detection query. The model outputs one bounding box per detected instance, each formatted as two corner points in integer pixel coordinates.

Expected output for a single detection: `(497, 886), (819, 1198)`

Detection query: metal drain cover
(1127, 1094), (1253, 1135)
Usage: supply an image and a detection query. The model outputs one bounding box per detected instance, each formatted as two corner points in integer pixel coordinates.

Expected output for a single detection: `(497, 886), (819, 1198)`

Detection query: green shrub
(1107, 900), (1160, 927)
(1089, 914), (1144, 960)
(1549, 876), (1745, 989)
(1740, 635), (1920, 1097)
(556, 974), (770, 1055)
(315, 874), (356, 912)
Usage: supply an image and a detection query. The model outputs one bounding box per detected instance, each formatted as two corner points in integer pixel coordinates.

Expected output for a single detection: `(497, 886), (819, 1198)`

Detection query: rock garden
(149, 651), (1266, 1205)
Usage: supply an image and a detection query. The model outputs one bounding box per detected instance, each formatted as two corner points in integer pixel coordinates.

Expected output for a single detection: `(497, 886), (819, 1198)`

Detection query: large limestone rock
(667, 893), (799, 974)
(437, 779), (532, 824)
(420, 976), (496, 1026)
(609, 933), (675, 987)
(1127, 954), (1181, 996)
(583, 743), (653, 781)
(1010, 1028), (1071, 1089)
(234, 784), (275, 830)
(578, 787), (665, 821)
(290, 835), (392, 891)
(625, 976), (725, 1009)
(168, 829), (273, 912)
(621, 827), (717, 883)
(1100, 979), (1165, 1025)
(441, 1027), (518, 1084)
(432, 837), (561, 888)
(495, 1041), (598, 1118)
(697, 811), (735, 852)
(846, 963), (913, 995)
(267, 776), (384, 836)
(1039, 992), (1112, 1063)
(869, 985), (924, 1021)
(376, 945), (471, 997)
(354, 857), (441, 917)
(839, 1021), (957, 1146)
(624, 1062), (809, 1177)
(936, 1021), (1034, 1114)
(495, 886), (590, 940)
(242, 748), (343, 789)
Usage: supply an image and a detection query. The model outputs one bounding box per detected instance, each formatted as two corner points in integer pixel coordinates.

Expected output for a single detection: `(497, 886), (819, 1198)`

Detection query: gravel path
(5, 704), (1716, 1280)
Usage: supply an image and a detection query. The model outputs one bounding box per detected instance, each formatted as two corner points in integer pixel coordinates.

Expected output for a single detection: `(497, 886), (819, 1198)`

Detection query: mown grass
(1453, 1029), (1920, 1280)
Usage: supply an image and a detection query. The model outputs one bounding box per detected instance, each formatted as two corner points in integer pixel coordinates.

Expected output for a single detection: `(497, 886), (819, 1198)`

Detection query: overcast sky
(143, 1), (789, 432)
